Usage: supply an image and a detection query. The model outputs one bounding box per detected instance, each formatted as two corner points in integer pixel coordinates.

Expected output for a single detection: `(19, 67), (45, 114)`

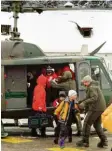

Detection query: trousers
(54, 123), (72, 139)
(82, 111), (107, 143)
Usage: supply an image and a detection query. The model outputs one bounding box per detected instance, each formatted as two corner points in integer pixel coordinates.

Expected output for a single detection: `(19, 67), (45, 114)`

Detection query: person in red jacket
(32, 74), (47, 112)
(46, 66), (58, 106)
(32, 74), (47, 137)
(46, 66), (57, 88)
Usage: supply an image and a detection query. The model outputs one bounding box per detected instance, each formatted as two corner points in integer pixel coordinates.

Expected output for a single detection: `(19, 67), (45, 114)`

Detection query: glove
(78, 100), (84, 104)
(51, 79), (57, 84)
(78, 102), (85, 109)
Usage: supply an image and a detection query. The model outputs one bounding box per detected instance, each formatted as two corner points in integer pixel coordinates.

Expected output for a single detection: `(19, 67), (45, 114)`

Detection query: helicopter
(1, 1), (112, 137)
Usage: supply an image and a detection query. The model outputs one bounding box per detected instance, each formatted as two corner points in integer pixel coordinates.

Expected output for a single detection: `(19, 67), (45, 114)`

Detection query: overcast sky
(1, 10), (112, 53)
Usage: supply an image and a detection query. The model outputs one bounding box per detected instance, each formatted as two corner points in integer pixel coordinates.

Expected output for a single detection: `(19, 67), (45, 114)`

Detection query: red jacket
(32, 74), (47, 112)
(46, 73), (57, 88)
(53, 98), (61, 108)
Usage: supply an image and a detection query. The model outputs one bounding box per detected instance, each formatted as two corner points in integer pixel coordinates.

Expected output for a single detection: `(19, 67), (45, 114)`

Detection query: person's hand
(55, 78), (58, 82)
(58, 76), (62, 78)
(52, 79), (57, 84)
(27, 83), (30, 88)
(78, 102), (85, 109)
(38, 107), (42, 111)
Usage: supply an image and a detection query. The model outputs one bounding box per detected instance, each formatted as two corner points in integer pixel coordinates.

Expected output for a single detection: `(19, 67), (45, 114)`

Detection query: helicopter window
(91, 64), (111, 89)
(91, 66), (100, 82)
(78, 62), (91, 90)
(69, 63), (75, 72)
(100, 69), (111, 90)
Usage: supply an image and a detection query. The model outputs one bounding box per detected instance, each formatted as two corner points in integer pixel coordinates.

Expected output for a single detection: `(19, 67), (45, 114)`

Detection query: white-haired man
(76, 75), (108, 148)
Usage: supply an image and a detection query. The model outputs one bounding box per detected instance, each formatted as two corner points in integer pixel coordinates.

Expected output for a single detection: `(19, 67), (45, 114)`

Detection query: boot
(68, 137), (72, 143)
(59, 138), (65, 148)
(67, 126), (72, 143)
(40, 127), (46, 137)
(54, 138), (58, 144)
(97, 140), (108, 148)
(76, 140), (89, 147)
(40, 132), (46, 137)
(31, 129), (38, 137)
(74, 131), (82, 136)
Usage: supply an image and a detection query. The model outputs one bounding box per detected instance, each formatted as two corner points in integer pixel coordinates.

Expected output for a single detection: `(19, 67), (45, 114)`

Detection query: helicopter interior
(4, 63), (76, 109)
(27, 63), (76, 108)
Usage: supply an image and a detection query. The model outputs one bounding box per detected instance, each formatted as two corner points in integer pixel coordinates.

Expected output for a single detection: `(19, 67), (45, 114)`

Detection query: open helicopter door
(76, 60), (91, 100)
(1, 66), (6, 111)
(5, 66), (27, 109)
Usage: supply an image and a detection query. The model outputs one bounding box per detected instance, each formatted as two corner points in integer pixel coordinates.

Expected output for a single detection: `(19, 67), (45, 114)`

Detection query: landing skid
(1, 120), (8, 138)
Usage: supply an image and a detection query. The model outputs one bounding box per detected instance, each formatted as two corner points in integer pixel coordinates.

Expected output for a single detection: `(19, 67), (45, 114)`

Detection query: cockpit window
(102, 58), (112, 81)
(100, 69), (111, 89)
(91, 59), (112, 90)
(78, 62), (91, 89)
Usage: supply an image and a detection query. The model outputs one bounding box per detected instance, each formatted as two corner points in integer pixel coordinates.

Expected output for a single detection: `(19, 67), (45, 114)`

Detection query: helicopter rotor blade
(90, 41), (106, 56)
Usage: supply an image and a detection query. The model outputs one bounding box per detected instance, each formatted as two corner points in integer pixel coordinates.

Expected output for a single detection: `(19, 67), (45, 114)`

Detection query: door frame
(1, 66), (6, 111)
(76, 60), (91, 100)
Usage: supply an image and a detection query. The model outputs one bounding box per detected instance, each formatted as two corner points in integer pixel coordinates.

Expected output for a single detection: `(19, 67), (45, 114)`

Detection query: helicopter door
(5, 66), (27, 109)
(1, 66), (6, 111)
(76, 61), (91, 100)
